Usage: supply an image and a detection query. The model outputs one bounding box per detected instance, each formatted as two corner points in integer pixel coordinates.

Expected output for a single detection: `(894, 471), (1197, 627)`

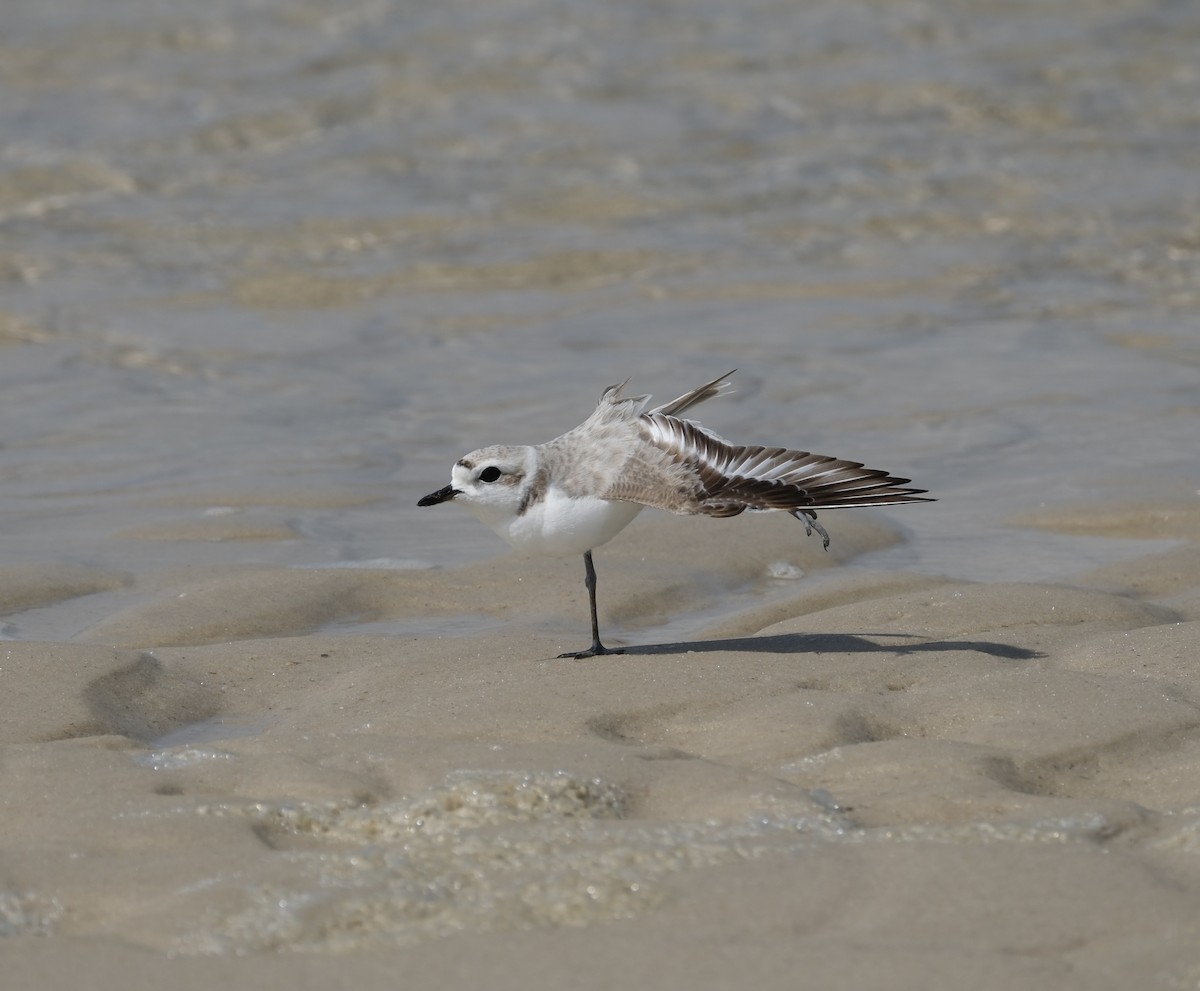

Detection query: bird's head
(418, 445), (538, 528)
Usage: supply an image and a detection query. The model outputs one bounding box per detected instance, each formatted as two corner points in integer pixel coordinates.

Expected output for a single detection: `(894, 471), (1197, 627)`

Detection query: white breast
(492, 486), (643, 557)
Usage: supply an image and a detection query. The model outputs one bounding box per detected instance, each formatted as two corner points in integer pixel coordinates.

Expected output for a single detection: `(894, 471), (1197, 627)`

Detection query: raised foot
(558, 642), (626, 660)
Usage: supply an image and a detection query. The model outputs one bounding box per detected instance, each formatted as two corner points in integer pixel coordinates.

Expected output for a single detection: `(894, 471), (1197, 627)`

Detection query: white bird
(418, 371), (932, 658)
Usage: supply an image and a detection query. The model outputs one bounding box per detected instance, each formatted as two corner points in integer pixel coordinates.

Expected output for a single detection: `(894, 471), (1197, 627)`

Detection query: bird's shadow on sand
(621, 632), (1041, 661)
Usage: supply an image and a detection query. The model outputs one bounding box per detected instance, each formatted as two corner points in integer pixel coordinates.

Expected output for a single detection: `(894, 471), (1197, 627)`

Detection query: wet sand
(4, 502), (1200, 989)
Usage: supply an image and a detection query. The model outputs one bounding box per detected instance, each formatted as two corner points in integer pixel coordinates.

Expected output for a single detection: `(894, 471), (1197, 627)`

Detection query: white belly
(488, 489), (643, 557)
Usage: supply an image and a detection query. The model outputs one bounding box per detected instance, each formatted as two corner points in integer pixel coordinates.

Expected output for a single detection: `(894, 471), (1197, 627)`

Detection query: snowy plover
(419, 371), (931, 657)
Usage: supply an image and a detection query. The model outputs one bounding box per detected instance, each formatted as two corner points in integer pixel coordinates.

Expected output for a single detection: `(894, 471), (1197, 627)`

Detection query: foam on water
(154, 768), (1132, 955)
(0, 893), (63, 938)
(135, 747), (238, 771)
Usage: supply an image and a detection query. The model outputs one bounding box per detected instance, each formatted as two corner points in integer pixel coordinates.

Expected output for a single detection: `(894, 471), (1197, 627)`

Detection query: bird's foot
(792, 510), (831, 550)
(559, 641), (625, 660)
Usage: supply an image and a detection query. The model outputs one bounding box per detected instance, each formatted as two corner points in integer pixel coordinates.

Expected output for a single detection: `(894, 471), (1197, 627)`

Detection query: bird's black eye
(479, 466), (502, 483)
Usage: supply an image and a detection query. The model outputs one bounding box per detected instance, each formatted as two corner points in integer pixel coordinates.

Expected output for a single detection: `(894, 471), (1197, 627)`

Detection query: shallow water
(3, 0), (1198, 643)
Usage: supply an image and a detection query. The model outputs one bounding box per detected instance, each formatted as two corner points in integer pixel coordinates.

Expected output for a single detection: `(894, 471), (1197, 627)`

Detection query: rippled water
(2, 0), (1198, 636)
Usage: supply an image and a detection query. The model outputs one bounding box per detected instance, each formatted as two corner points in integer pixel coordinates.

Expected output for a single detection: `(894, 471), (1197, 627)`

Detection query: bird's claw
(559, 643), (625, 660)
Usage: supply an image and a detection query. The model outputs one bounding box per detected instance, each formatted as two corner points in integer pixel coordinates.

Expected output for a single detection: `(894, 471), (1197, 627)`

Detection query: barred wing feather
(606, 412), (930, 518)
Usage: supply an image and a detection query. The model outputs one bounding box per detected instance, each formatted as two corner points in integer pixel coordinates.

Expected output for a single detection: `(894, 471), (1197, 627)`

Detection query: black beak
(418, 485), (459, 507)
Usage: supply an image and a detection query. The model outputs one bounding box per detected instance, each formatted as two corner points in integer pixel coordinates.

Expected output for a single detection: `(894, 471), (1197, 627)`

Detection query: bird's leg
(792, 509), (831, 550)
(559, 549), (625, 659)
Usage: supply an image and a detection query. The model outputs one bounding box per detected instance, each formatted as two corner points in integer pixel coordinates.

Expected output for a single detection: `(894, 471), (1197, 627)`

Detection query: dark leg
(558, 550), (625, 659)
(791, 509), (831, 550)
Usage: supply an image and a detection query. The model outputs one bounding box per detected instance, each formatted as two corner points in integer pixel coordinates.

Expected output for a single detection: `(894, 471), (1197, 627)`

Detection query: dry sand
(3, 505), (1200, 989)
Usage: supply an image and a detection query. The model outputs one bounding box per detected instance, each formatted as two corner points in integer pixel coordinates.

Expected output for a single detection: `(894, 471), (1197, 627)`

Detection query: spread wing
(602, 412), (931, 518)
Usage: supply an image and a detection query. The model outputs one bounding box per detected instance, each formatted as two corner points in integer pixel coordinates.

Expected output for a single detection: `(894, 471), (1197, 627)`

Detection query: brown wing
(602, 412), (931, 517)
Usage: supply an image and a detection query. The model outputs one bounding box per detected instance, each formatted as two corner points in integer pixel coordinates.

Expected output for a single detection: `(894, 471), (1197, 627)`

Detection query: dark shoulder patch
(517, 464), (549, 516)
